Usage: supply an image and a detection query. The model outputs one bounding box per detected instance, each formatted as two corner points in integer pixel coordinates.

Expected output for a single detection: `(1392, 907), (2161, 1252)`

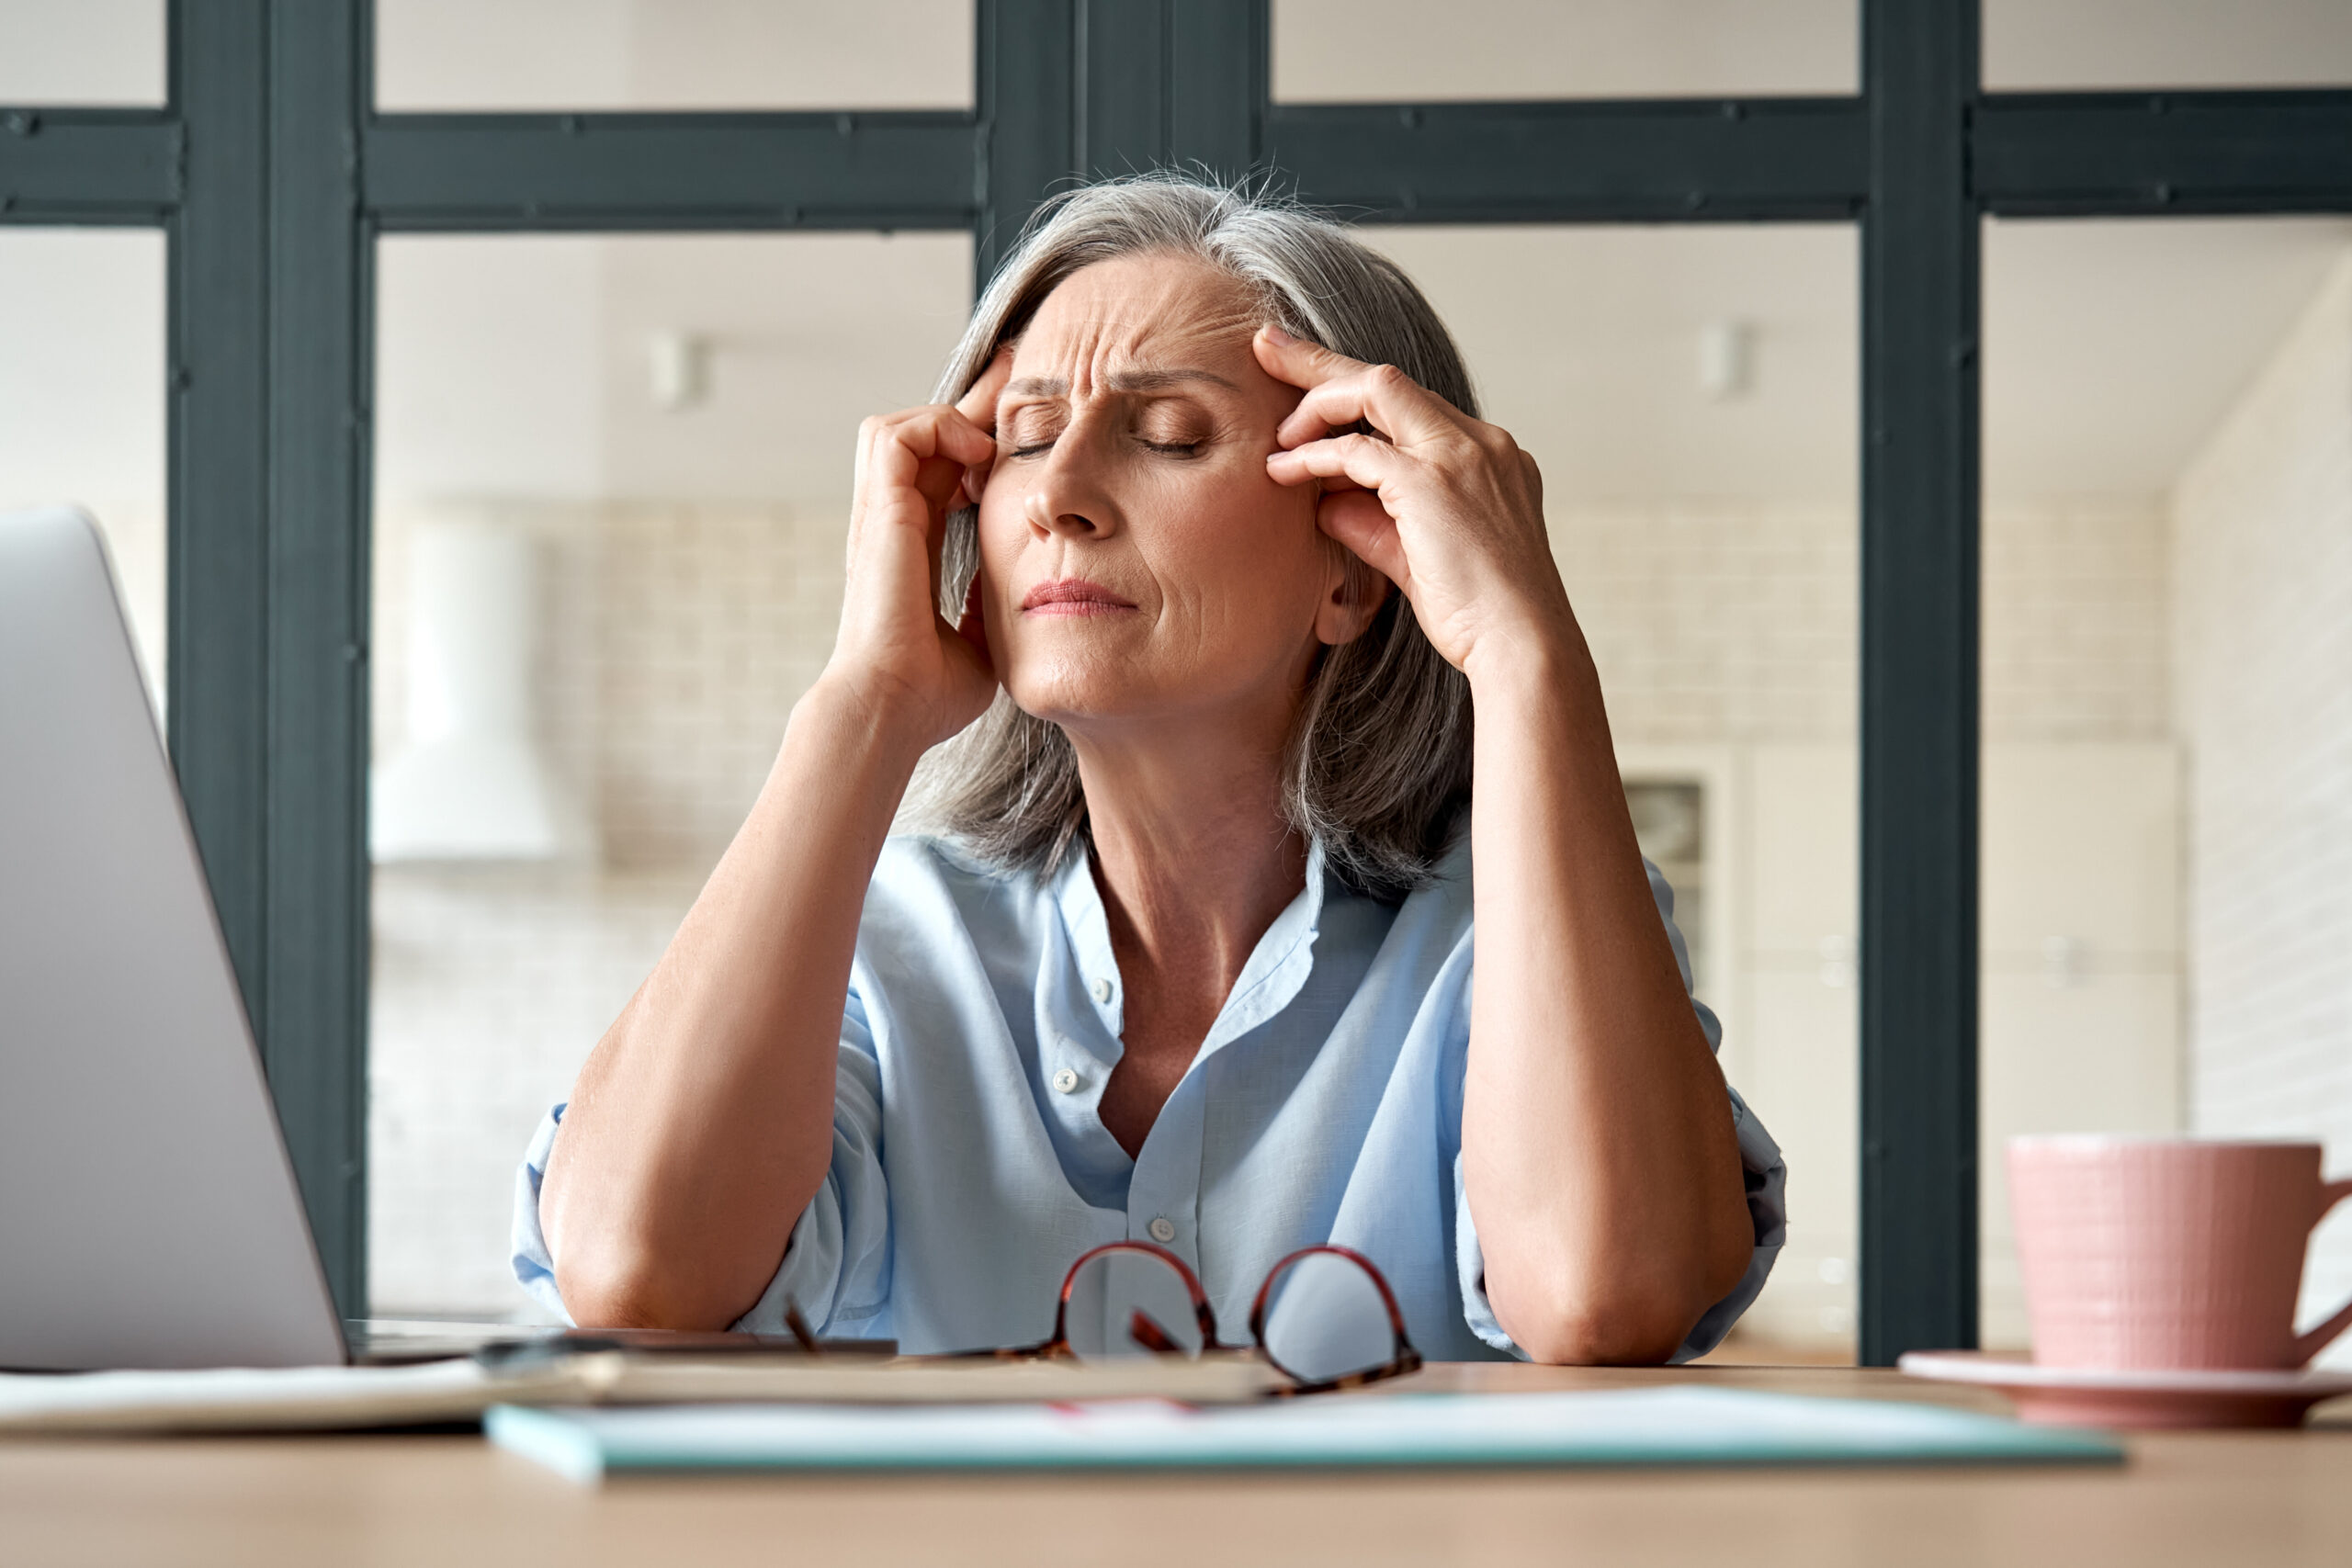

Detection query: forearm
(541, 677), (928, 1327)
(1461, 626), (1752, 1365)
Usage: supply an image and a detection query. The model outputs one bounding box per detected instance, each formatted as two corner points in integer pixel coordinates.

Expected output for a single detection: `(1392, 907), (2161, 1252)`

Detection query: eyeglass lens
(1062, 1248), (1210, 1360)
(1256, 1250), (1401, 1387)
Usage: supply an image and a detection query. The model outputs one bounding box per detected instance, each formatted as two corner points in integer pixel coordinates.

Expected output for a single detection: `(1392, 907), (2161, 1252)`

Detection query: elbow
(1487, 1261), (1722, 1368)
(1509, 1304), (1690, 1369)
(552, 1238), (730, 1331)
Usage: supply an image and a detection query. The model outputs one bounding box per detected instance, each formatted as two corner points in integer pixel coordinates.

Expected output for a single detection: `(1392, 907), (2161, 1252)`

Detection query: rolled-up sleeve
(507, 987), (894, 1334)
(731, 987), (891, 1335)
(509, 1103), (573, 1323)
(1451, 857), (1789, 1362)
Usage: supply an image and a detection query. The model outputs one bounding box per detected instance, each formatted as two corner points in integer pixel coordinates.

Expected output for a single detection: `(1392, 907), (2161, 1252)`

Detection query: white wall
(2173, 254), (2352, 1363)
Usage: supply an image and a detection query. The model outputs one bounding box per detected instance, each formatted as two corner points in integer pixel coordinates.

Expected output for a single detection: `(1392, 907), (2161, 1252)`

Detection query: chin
(1001, 658), (1164, 730)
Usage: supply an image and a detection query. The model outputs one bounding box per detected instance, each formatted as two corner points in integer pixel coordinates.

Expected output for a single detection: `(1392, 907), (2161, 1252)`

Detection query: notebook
(0, 1348), (1281, 1434)
(486, 1386), (2125, 1484)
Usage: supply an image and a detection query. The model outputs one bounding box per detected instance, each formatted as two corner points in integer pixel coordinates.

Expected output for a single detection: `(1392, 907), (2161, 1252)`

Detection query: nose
(1021, 423), (1122, 542)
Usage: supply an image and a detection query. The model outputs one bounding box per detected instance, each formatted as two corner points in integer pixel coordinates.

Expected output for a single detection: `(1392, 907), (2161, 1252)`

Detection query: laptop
(0, 506), (515, 1371)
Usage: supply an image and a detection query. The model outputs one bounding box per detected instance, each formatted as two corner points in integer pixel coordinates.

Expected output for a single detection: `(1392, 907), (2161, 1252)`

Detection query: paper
(486, 1386), (2127, 1485)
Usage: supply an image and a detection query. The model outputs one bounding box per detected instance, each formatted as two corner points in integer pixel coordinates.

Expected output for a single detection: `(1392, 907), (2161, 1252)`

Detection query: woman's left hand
(1258, 325), (1573, 679)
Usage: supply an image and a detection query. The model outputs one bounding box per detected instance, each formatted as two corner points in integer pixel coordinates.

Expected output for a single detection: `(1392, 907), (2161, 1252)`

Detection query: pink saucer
(1898, 1349), (2352, 1429)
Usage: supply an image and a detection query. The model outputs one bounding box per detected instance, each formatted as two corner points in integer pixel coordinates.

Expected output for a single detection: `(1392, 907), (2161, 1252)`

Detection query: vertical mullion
(169, 0), (271, 1037)
(1077, 0), (1166, 179)
(1167, 0), (1264, 178)
(1074, 0), (1266, 185)
(978, 0), (1077, 283)
(264, 0), (372, 1315)
(1859, 0), (1981, 1363)
(977, 0), (1265, 290)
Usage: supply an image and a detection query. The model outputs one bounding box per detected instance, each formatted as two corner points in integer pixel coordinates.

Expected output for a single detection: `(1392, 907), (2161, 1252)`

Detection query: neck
(1069, 710), (1307, 1000)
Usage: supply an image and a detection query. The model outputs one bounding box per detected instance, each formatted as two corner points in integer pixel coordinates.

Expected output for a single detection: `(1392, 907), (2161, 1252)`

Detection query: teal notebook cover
(486, 1387), (2125, 1484)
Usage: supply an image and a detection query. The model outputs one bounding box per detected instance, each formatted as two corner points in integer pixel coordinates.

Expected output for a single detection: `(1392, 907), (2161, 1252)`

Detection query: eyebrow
(1003, 367), (1238, 399)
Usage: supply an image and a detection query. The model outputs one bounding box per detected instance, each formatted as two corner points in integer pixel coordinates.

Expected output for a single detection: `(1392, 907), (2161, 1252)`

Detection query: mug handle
(2291, 1177), (2352, 1367)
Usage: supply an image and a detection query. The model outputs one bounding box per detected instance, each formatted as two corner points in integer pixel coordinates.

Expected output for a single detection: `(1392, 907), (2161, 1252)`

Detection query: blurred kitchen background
(5, 0), (2350, 1360)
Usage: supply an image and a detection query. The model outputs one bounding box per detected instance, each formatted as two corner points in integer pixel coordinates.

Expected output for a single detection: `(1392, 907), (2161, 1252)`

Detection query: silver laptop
(0, 507), (358, 1370)
(0, 509), (845, 1373)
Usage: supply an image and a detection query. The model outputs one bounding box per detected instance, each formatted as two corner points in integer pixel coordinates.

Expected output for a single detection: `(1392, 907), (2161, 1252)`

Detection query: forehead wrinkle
(1104, 367), (1238, 393)
(1015, 266), (1267, 389)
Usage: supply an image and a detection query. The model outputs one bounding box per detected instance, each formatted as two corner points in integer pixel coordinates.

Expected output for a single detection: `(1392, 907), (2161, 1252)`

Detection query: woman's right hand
(821, 350), (1012, 748)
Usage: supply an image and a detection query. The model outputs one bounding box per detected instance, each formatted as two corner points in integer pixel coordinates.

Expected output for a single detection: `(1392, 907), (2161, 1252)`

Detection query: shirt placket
(1051, 842), (1331, 1298)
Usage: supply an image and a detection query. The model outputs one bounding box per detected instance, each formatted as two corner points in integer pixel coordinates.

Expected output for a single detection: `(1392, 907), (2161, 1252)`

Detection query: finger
(1251, 322), (1366, 392)
(911, 453), (967, 515)
(863, 410), (999, 524)
(1317, 490), (1409, 590)
(1254, 324), (1465, 448)
(1265, 431), (1416, 496)
(956, 346), (1015, 427)
(955, 351), (1014, 505)
(1272, 362), (1464, 450)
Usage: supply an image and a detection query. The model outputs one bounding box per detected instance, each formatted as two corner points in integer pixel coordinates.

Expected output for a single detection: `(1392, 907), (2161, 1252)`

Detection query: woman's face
(975, 253), (1372, 744)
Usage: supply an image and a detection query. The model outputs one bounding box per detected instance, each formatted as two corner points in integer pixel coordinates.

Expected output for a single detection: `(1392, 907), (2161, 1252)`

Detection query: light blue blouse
(512, 831), (1787, 1362)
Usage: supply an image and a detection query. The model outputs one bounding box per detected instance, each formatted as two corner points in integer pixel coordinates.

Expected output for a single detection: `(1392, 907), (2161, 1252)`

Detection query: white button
(1091, 976), (1114, 1005)
(1148, 1216), (1176, 1244)
(1051, 1067), (1080, 1095)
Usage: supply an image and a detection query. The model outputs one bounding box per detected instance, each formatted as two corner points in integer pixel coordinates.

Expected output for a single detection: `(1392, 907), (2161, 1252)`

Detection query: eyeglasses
(975, 1240), (1423, 1396)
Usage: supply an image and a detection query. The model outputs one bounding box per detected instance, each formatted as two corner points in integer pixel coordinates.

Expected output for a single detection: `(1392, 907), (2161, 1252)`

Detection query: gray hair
(910, 173), (1476, 902)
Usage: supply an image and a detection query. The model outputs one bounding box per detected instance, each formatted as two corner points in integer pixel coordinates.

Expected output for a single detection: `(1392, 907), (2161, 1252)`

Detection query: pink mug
(2008, 1136), (2352, 1371)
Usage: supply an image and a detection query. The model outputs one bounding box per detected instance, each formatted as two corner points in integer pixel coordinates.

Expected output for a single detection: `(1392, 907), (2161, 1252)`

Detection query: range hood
(369, 517), (595, 863)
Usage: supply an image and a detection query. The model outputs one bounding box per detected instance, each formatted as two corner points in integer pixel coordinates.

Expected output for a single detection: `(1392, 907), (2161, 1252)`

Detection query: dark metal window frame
(4, 0), (2347, 1359)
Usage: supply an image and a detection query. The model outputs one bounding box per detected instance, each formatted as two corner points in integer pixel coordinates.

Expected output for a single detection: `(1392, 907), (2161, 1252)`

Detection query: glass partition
(1986, 0), (2352, 91)
(1272, 0), (1856, 103)
(0, 0), (164, 105)
(375, 0), (973, 111)
(368, 230), (972, 1318)
(1980, 215), (2352, 1359)
(0, 229), (167, 712)
(1371, 223), (1860, 1360)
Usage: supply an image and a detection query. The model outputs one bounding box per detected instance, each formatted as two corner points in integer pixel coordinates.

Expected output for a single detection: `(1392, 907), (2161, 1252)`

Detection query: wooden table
(6, 1364), (2348, 1567)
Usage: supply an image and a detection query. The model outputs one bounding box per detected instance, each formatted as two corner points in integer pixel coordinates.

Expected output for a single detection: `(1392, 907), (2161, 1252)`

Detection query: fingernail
(1261, 323), (1295, 346)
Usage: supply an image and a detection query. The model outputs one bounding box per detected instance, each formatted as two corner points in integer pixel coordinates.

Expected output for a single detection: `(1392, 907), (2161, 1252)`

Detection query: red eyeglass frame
(971, 1238), (1423, 1397)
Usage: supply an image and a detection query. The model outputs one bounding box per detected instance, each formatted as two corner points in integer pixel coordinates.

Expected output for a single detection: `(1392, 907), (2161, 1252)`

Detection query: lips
(1021, 578), (1137, 615)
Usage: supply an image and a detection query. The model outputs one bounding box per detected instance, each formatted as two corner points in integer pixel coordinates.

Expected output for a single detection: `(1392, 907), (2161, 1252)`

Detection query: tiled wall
(367, 493), (2176, 1317)
(2172, 254), (2352, 1357)
(369, 499), (846, 1316)
(1561, 500), (2171, 749)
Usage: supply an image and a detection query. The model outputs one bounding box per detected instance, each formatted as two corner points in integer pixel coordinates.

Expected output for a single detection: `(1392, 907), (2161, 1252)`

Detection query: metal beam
(1076, 0), (1168, 180)
(1976, 89), (2352, 216)
(262, 0), (372, 1317)
(1166, 0), (1264, 179)
(1270, 97), (1867, 222)
(168, 0), (272, 1068)
(0, 108), (180, 223)
(364, 112), (978, 231)
(1859, 0), (1980, 1366)
(1075, 0), (1264, 182)
(977, 0), (1077, 282)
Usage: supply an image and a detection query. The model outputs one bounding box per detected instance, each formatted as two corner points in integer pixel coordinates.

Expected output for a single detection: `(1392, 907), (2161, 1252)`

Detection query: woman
(514, 175), (1785, 1366)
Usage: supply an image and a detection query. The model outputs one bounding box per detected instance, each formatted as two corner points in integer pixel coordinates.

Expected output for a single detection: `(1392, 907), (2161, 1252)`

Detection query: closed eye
(1010, 436), (1202, 458)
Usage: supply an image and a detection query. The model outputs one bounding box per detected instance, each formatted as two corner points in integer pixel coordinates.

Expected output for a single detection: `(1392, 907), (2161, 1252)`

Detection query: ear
(1314, 548), (1393, 648)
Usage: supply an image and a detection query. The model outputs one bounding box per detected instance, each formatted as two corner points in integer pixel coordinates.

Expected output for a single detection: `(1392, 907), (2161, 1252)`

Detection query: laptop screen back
(0, 508), (345, 1370)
